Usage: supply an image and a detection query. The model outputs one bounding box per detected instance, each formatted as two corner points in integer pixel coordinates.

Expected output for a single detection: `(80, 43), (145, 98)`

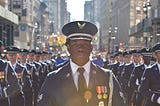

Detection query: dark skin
(67, 39), (93, 66)
(142, 55), (152, 65)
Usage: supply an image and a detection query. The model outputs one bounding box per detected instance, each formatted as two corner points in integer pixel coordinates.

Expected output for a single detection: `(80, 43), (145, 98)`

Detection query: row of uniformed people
(0, 46), (57, 106)
(0, 41), (21, 106)
(138, 43), (160, 106)
(103, 42), (160, 106)
(0, 57), (24, 106)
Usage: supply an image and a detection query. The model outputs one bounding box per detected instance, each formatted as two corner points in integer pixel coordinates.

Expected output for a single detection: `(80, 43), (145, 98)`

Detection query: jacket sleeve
(5, 62), (22, 97)
(37, 73), (57, 106)
(108, 71), (126, 106)
(147, 91), (160, 104)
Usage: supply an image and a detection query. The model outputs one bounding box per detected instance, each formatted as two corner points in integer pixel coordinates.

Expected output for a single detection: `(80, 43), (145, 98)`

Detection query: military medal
(97, 94), (102, 99)
(84, 90), (92, 103)
(99, 101), (104, 106)
(103, 93), (107, 99)
(96, 86), (102, 99)
(102, 86), (108, 99)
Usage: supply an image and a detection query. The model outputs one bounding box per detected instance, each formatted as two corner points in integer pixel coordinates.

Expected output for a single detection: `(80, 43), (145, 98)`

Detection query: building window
(15, 13), (22, 21)
(14, 30), (19, 37)
(13, 1), (21, 9)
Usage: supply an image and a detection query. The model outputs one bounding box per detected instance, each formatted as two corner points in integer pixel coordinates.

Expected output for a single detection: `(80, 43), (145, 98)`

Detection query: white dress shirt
(70, 59), (90, 90)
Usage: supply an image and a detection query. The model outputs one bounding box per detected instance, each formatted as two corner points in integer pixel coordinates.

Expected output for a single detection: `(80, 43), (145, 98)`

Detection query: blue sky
(66, 0), (85, 21)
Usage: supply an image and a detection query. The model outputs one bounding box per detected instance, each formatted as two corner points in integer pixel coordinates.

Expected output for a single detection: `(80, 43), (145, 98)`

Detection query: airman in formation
(0, 41), (58, 106)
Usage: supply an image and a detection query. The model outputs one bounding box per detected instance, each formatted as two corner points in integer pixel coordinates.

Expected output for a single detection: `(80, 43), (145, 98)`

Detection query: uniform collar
(156, 62), (160, 71)
(70, 59), (90, 74)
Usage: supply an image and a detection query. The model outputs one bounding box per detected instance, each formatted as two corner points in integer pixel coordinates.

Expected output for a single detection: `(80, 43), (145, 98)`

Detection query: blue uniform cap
(19, 49), (29, 55)
(131, 49), (141, 56)
(152, 42), (160, 53)
(140, 47), (152, 56)
(123, 51), (132, 56)
(4, 46), (19, 54)
(62, 21), (98, 45)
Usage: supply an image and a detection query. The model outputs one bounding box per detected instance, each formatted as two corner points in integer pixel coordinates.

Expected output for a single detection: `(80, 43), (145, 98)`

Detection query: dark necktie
(77, 67), (87, 95)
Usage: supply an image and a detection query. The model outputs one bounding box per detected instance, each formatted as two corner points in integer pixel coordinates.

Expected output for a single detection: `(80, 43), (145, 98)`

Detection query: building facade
(129, 0), (160, 48)
(43, 0), (68, 33)
(0, 0), (18, 47)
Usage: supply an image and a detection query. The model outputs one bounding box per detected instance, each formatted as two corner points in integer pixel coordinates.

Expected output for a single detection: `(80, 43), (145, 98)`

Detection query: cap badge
(77, 22), (86, 29)
(146, 48), (149, 51)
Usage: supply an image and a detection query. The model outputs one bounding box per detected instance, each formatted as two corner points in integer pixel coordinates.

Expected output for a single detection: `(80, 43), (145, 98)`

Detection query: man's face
(67, 39), (93, 60)
(124, 55), (131, 63)
(34, 55), (40, 61)
(18, 53), (27, 63)
(27, 53), (34, 61)
(155, 52), (160, 60)
(6, 53), (17, 62)
(133, 55), (141, 63)
(118, 55), (124, 62)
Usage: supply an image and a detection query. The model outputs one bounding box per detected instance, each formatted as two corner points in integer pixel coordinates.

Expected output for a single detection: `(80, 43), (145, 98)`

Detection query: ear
(153, 53), (156, 59)
(67, 44), (71, 54)
(90, 44), (93, 51)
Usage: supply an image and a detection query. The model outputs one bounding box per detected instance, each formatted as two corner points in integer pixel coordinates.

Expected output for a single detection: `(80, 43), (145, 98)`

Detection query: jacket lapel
(60, 63), (77, 94)
(88, 63), (97, 90)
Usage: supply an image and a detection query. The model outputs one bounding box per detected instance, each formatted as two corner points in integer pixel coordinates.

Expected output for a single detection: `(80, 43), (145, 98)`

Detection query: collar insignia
(77, 22), (86, 29)
(92, 70), (96, 74)
(66, 73), (70, 78)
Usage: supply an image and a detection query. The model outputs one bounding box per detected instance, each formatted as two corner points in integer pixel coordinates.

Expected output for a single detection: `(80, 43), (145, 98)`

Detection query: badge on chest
(96, 85), (109, 106)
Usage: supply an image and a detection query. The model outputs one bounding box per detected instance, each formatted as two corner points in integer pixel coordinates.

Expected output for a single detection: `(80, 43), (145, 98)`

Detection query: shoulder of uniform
(48, 67), (62, 76)
(149, 63), (159, 71)
(47, 65), (64, 77)
(34, 61), (41, 65)
(17, 63), (24, 67)
(17, 63), (26, 69)
(151, 63), (157, 68)
(95, 65), (113, 77)
(0, 59), (5, 64)
(144, 67), (152, 75)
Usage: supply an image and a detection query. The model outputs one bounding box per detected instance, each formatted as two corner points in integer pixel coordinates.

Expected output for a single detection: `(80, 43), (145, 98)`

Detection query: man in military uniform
(110, 52), (120, 77)
(116, 51), (124, 82)
(128, 48), (152, 106)
(37, 21), (125, 106)
(120, 50), (134, 105)
(139, 43), (160, 106)
(34, 51), (48, 88)
(42, 51), (57, 72)
(18, 48), (34, 106)
(27, 49), (41, 106)
(0, 58), (24, 106)
(5, 46), (31, 106)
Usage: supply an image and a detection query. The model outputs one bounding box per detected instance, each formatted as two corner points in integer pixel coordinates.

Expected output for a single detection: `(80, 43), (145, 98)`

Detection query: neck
(11, 61), (16, 65)
(71, 58), (89, 66)
(157, 60), (160, 64)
